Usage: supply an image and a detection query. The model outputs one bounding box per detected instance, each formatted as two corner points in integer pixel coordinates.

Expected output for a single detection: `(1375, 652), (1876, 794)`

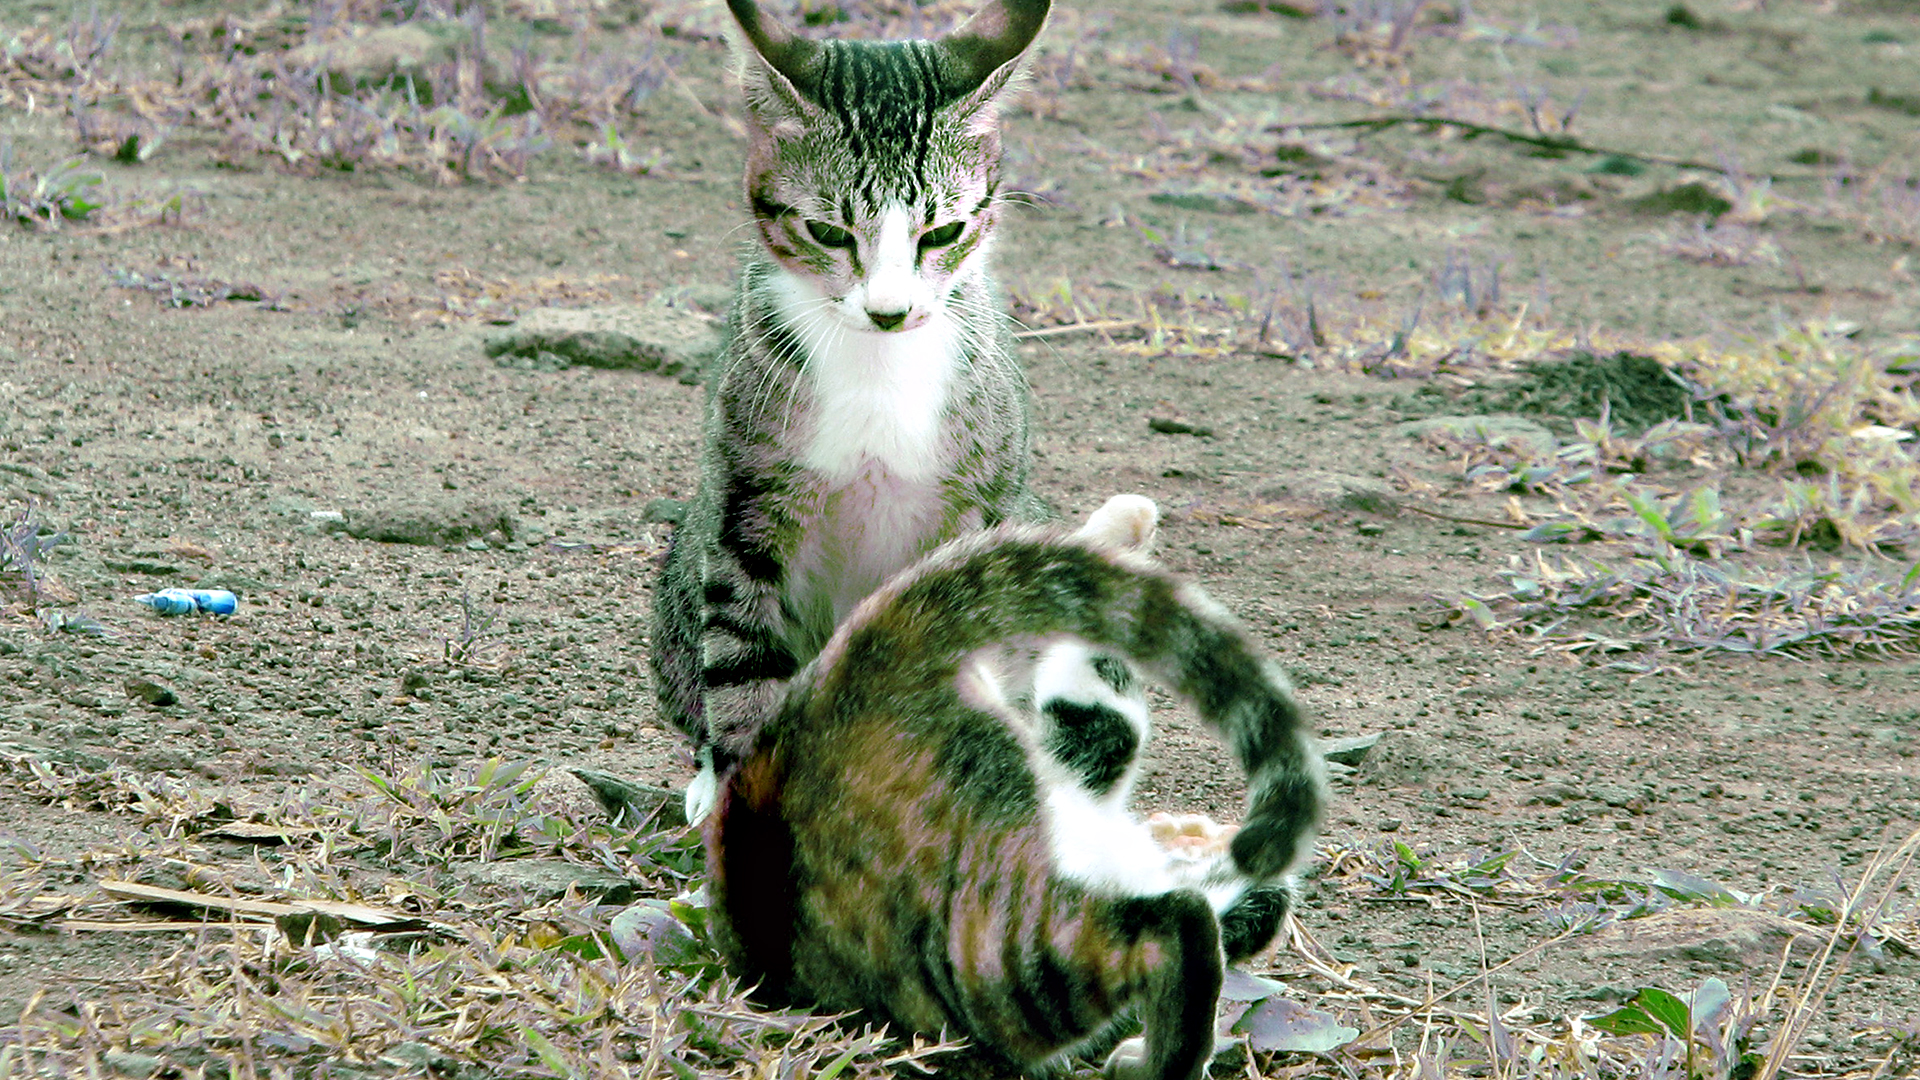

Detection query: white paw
(683, 761), (718, 824)
(1102, 1037), (1150, 1080)
(1077, 495), (1158, 555)
(1148, 811), (1238, 859)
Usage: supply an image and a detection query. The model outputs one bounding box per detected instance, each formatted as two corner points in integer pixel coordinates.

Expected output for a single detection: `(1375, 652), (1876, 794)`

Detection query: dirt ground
(2, 0), (1918, 1075)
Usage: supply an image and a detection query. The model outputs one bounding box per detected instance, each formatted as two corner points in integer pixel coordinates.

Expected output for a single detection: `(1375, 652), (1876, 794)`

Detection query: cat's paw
(1102, 1037), (1150, 1080)
(1148, 811), (1238, 860)
(1077, 495), (1158, 555)
(683, 762), (719, 824)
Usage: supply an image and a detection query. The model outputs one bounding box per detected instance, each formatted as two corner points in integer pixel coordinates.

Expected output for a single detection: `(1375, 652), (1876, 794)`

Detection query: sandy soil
(2, 0), (1917, 1073)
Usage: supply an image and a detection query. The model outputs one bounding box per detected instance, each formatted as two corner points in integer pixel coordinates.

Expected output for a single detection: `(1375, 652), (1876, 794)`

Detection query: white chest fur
(769, 267), (961, 485)
(770, 268), (968, 633)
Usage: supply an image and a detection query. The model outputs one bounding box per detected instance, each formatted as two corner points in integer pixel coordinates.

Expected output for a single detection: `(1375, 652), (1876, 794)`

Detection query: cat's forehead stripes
(812, 39), (957, 204)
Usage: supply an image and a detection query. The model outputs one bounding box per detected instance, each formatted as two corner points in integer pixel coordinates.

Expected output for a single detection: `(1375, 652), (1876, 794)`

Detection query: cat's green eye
(806, 220), (855, 249)
(919, 221), (965, 250)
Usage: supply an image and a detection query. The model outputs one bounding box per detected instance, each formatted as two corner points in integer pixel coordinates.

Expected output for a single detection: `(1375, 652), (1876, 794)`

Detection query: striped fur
(652, 0), (1055, 819)
(707, 507), (1327, 1080)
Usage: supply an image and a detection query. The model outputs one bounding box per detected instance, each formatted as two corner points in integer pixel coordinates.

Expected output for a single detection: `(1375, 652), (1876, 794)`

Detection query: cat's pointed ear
(938, 0), (1050, 127)
(726, 0), (822, 126)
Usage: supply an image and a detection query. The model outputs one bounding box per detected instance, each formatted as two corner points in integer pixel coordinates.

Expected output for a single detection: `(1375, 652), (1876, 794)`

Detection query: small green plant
(355, 757), (551, 864)
(0, 144), (105, 228)
(442, 589), (506, 667)
(1587, 979), (1762, 1080)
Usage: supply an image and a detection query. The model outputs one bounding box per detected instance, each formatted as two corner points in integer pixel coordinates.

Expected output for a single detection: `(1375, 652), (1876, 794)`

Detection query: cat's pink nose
(867, 307), (908, 331)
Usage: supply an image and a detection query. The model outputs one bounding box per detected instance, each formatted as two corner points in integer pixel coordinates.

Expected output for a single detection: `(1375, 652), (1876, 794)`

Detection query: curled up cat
(706, 496), (1328, 1080)
(651, 0), (1063, 821)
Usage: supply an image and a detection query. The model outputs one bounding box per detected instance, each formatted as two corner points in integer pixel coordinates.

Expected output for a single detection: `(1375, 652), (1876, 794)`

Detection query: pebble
(570, 768), (689, 829)
(1255, 470), (1398, 514)
(124, 678), (178, 707)
(1321, 733), (1383, 767)
(452, 859), (635, 904)
(483, 299), (724, 384)
(344, 496), (515, 547)
(1147, 415), (1215, 437)
(1148, 189), (1264, 215)
(1396, 414), (1559, 458)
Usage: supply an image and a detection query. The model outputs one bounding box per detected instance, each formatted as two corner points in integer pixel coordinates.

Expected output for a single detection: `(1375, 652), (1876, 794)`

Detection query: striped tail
(813, 517), (1326, 884)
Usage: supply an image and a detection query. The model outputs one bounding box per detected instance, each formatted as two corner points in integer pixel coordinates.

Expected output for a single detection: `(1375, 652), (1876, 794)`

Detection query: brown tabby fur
(706, 507), (1325, 1080)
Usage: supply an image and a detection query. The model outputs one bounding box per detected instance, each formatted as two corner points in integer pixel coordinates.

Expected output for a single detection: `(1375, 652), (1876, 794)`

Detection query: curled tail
(810, 500), (1326, 885)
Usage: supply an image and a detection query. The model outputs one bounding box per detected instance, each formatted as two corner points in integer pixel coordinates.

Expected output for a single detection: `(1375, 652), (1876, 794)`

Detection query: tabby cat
(707, 496), (1326, 1080)
(652, 0), (1063, 819)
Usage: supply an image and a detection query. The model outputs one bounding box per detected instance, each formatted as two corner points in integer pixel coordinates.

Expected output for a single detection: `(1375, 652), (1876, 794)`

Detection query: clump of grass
(4, 5), (681, 184)
(3, 747), (1912, 1079)
(1, 141), (202, 231)
(0, 750), (966, 1078)
(1291, 833), (1919, 1080)
(1815, 160), (1920, 248)
(441, 589), (508, 668)
(1421, 326), (1920, 655)
(0, 143), (105, 228)
(1657, 219), (1783, 267)
(1323, 0), (1432, 69)
(1462, 547), (1920, 658)
(0, 8), (120, 101)
(1477, 351), (1697, 435)
(0, 502), (65, 608)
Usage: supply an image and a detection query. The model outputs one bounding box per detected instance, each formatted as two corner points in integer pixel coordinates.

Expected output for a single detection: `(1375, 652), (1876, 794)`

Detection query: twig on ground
(1275, 115), (1816, 179)
(1011, 319), (1144, 340)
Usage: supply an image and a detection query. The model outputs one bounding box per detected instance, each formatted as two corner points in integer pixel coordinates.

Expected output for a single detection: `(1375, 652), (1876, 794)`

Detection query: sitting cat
(651, 0), (1063, 821)
(706, 496), (1326, 1080)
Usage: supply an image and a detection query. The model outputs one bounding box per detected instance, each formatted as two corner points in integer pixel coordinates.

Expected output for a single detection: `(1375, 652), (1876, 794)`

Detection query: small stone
(1148, 189), (1263, 215)
(1148, 416), (1215, 437)
(104, 551), (181, 576)
(1320, 733), (1383, 767)
(102, 1051), (166, 1079)
(609, 899), (702, 966)
(453, 858), (635, 904)
(345, 496), (515, 547)
(1581, 908), (1812, 970)
(1353, 731), (1469, 788)
(483, 300), (724, 384)
(1396, 415), (1558, 458)
(124, 678), (177, 708)
(1255, 471), (1398, 514)
(642, 498), (688, 525)
(570, 768), (689, 830)
(1590, 784), (1646, 810)
(1355, 521), (1386, 536)
(1380, 818), (1402, 832)
(380, 1043), (455, 1072)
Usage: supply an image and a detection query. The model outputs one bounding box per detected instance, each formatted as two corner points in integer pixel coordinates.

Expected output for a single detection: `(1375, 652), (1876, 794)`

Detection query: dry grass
(0, 743), (1910, 1079)
(4, 1), (1917, 1075)
(0, 748), (963, 1079)
(1413, 325), (1920, 658)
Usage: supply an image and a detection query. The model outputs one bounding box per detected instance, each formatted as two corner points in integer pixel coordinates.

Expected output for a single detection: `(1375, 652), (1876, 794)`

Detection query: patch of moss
(1630, 182), (1732, 218)
(1479, 352), (1696, 434)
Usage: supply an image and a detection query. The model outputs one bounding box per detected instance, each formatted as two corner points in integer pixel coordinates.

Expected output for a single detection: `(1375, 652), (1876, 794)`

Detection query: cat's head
(726, 0), (1049, 334)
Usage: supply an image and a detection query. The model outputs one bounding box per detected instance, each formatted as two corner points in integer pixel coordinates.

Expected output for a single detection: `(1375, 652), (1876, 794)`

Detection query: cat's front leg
(688, 564), (801, 820)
